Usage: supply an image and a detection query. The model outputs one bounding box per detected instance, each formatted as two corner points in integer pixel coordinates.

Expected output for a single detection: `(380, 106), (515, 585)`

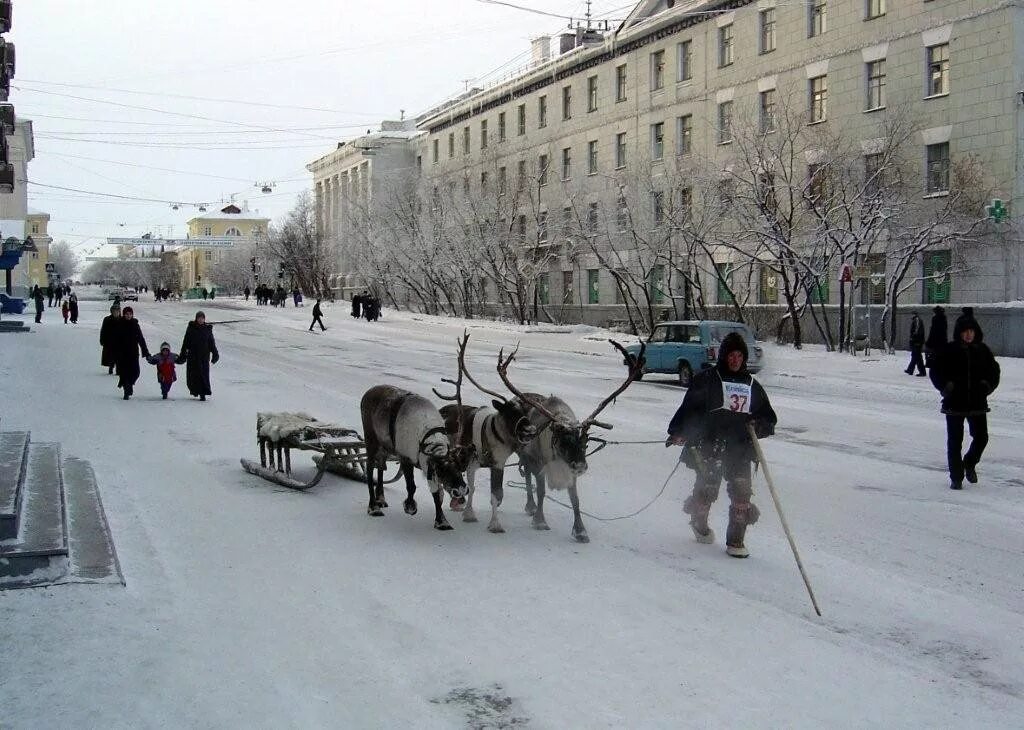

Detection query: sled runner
(240, 411), (369, 490)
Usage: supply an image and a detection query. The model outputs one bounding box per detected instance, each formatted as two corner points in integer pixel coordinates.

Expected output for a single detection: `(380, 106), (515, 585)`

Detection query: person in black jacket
(32, 285), (45, 323)
(178, 311), (219, 401)
(924, 305), (947, 369)
(309, 298), (326, 331)
(113, 306), (151, 400)
(928, 308), (1000, 489)
(905, 312), (927, 376)
(100, 304), (121, 373)
(666, 332), (778, 558)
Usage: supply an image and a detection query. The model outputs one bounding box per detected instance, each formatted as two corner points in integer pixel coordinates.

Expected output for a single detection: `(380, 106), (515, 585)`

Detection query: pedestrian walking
(351, 292), (362, 318)
(32, 285), (45, 324)
(178, 311), (219, 401)
(666, 333), (778, 558)
(68, 292), (79, 324)
(925, 305), (947, 369)
(46, 283), (54, 307)
(61, 299), (70, 324)
(146, 342), (179, 399)
(929, 308), (1000, 490)
(100, 304), (121, 373)
(309, 298), (326, 331)
(904, 312), (926, 376)
(112, 306), (151, 400)
(244, 285), (251, 301)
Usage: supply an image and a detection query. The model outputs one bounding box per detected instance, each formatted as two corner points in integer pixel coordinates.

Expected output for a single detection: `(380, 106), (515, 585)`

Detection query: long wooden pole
(747, 424), (822, 617)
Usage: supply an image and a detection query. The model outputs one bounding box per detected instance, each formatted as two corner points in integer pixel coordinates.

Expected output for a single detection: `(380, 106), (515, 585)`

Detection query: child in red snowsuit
(61, 299), (70, 323)
(146, 342), (178, 399)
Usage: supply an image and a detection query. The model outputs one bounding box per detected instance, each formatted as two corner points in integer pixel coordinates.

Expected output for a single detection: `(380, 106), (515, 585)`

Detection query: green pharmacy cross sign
(986, 199), (1008, 223)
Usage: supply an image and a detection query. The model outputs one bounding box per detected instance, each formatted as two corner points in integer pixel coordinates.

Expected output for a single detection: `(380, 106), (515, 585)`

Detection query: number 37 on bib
(721, 381), (753, 414)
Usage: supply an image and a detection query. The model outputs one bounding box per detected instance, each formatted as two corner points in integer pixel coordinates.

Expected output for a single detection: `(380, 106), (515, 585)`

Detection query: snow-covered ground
(2, 295), (1022, 728)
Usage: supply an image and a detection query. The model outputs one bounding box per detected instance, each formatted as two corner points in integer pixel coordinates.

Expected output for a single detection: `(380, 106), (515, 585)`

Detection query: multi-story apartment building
(306, 120), (422, 294)
(180, 202), (269, 289)
(311, 0), (1022, 318)
(3, 118), (37, 294)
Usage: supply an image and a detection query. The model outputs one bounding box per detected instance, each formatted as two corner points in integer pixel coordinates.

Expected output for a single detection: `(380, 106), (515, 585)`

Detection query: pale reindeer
(434, 333), (538, 534)
(497, 340), (645, 543)
(359, 385), (469, 531)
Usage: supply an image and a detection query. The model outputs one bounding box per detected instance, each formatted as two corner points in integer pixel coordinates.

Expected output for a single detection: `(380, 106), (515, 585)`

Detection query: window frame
(615, 64), (627, 102)
(866, 59), (886, 111)
(759, 89), (776, 133)
(651, 49), (666, 91)
(588, 139), (599, 175)
(926, 43), (950, 98)
(718, 101), (734, 144)
(677, 114), (693, 155)
(562, 85), (572, 120)
(718, 24), (734, 68)
(615, 132), (627, 169)
(925, 142), (950, 195)
(677, 40), (692, 82)
(865, 0), (886, 20)
(809, 75), (828, 123)
(809, 0), (827, 38)
(759, 9), (776, 54)
(561, 146), (572, 181)
(587, 75), (599, 112)
(650, 122), (664, 161)
(517, 104), (527, 136)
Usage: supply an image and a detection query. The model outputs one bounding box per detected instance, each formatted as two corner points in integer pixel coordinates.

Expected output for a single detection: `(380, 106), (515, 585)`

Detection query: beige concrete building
(2, 118), (37, 293)
(179, 203), (269, 288)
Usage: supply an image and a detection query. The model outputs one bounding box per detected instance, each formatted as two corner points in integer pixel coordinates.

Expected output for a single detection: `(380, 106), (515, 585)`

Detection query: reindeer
(434, 333), (538, 534)
(359, 385), (469, 531)
(497, 340), (645, 543)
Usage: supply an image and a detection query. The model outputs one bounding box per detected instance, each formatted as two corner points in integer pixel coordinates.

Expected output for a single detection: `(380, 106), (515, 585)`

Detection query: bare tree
(47, 240), (80, 282)
(264, 191), (338, 297)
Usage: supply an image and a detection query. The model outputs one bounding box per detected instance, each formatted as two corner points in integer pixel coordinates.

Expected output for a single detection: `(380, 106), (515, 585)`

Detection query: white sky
(13, 0), (632, 257)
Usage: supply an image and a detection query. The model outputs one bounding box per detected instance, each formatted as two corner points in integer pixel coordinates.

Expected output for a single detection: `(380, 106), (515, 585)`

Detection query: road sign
(106, 236), (249, 248)
(45, 262), (55, 272)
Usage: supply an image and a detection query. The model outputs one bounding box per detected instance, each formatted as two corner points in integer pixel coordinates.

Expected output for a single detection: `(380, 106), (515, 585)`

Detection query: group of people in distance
(667, 306), (1000, 559)
(30, 284), (78, 325)
(99, 304), (219, 401)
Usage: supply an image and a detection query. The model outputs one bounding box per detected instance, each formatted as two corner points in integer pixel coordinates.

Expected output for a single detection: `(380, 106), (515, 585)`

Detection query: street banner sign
(106, 236), (250, 248)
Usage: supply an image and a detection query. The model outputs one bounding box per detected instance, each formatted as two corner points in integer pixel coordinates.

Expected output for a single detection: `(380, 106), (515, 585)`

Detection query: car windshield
(710, 324), (752, 344)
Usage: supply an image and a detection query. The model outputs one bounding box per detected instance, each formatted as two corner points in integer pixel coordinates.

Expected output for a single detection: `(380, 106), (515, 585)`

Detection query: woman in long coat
(114, 306), (151, 400)
(99, 304), (121, 373)
(178, 311), (219, 401)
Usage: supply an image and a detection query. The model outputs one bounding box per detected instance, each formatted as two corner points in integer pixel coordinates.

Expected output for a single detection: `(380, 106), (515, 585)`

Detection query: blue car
(625, 320), (764, 387)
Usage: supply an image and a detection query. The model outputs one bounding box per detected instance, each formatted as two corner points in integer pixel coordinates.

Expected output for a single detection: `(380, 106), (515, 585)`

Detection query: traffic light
(250, 256), (257, 273)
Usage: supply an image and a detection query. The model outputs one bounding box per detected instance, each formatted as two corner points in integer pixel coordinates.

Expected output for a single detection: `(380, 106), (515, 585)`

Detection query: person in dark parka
(68, 293), (79, 324)
(100, 304), (121, 373)
(113, 306), (151, 400)
(351, 292), (362, 318)
(666, 332), (778, 558)
(928, 308), (1000, 490)
(32, 286), (45, 323)
(925, 305), (948, 369)
(309, 298), (326, 331)
(905, 312), (927, 376)
(178, 311), (219, 401)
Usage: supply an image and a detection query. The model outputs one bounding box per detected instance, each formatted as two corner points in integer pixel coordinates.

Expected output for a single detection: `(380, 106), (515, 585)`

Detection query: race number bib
(721, 381), (753, 414)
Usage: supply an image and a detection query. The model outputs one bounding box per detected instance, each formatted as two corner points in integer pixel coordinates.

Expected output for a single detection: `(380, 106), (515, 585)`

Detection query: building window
(205, 250), (213, 262)
(677, 40), (692, 82)
(538, 154), (549, 186)
(588, 139), (598, 174)
(463, 126), (470, 154)
(448, 132), (455, 158)
(615, 64), (627, 102)
(677, 114), (692, 155)
(31, 223), (39, 234)
(587, 202), (600, 232)
(719, 24), (734, 67)
(538, 273), (550, 305)
(926, 142), (950, 194)
(498, 111), (507, 141)
(650, 122), (664, 161)
(759, 89), (776, 133)
(866, 0), (885, 20)
(538, 95), (547, 128)
(923, 249), (952, 303)
(716, 262), (734, 305)
(562, 206), (573, 236)
(679, 186), (693, 214)
(562, 85), (572, 120)
(866, 60), (886, 110)
(718, 101), (733, 144)
(809, 75), (828, 122)
(864, 153), (883, 198)
(616, 194), (629, 232)
(498, 166), (507, 195)
(759, 9), (776, 54)
(517, 104), (526, 136)
(538, 212), (549, 243)
(561, 147), (572, 180)
(615, 132), (627, 169)
(759, 266), (778, 304)
(652, 191), (665, 226)
(649, 264), (666, 304)
(432, 139), (439, 163)
(651, 50), (665, 90)
(517, 159), (527, 191)
(927, 44), (950, 97)
(481, 171), (489, 194)
(809, 0), (827, 37)
(463, 175), (471, 197)
(203, 226), (213, 236)
(588, 75), (599, 111)
(481, 119), (489, 149)
(563, 270), (574, 304)
(587, 269), (600, 304)
(516, 214), (527, 243)
(807, 164), (827, 206)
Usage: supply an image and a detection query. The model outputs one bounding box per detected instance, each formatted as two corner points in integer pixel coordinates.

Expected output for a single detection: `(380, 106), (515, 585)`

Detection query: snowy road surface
(2, 295), (1022, 728)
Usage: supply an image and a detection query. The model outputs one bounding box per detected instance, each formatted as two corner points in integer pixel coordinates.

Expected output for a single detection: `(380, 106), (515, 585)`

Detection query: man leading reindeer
(666, 332), (777, 558)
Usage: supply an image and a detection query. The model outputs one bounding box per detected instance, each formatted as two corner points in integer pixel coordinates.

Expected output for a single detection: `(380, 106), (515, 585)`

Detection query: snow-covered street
(2, 296), (1022, 728)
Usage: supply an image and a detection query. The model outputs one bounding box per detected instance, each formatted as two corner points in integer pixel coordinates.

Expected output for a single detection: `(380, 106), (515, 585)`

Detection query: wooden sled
(240, 412), (369, 491)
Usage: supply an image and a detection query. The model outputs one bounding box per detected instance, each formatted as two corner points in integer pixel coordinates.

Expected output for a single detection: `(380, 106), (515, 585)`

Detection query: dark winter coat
(668, 333), (777, 465)
(68, 298), (79, 323)
(909, 316), (925, 348)
(100, 314), (120, 366)
(312, 301), (323, 319)
(113, 318), (151, 389)
(178, 321), (219, 396)
(33, 290), (44, 313)
(925, 308), (948, 353)
(928, 315), (1000, 416)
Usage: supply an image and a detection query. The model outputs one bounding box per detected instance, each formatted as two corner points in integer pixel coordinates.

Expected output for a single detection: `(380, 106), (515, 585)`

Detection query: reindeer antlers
(456, 330), (509, 403)
(432, 331), (470, 403)
(580, 339), (646, 431)
(496, 344), (564, 424)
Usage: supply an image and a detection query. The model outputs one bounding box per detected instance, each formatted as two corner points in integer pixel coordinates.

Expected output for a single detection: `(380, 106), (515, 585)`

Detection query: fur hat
(932, 305), (945, 315)
(717, 331), (749, 372)
(954, 307), (983, 341)
(122, 306), (134, 315)
(160, 342), (170, 351)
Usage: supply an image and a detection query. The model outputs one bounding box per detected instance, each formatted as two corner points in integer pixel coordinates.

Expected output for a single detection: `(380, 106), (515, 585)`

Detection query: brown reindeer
(498, 340), (645, 542)
(359, 385), (469, 531)
(434, 332), (538, 534)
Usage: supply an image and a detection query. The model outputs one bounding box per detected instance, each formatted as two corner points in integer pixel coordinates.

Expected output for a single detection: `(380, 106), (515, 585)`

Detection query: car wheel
(677, 361), (693, 387)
